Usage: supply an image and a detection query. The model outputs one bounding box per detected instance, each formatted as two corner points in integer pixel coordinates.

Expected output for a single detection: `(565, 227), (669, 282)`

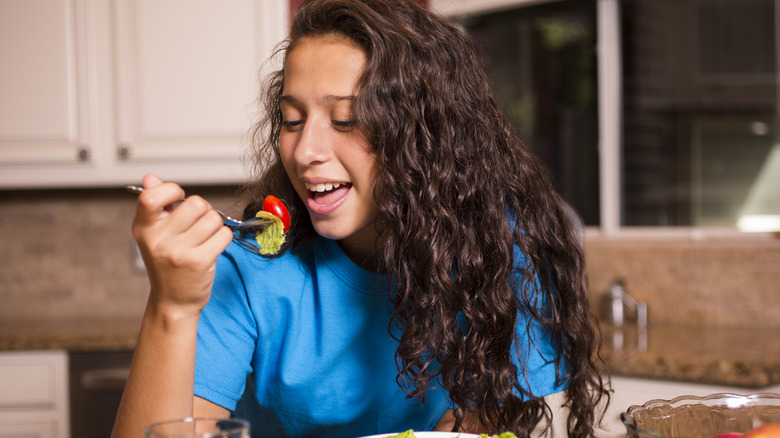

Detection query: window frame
(431, 0), (777, 239)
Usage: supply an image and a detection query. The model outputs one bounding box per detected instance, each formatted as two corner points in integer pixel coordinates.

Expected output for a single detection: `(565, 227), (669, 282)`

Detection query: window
(462, 0), (600, 225)
(438, 0), (778, 230)
(620, 0), (776, 228)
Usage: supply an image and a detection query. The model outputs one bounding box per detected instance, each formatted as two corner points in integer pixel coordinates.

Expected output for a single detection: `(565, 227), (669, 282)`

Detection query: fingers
(133, 173), (212, 235)
(141, 174), (185, 214)
(136, 196), (229, 253)
(132, 174), (232, 257)
(168, 200), (227, 248)
(198, 225), (235, 260)
(129, 174), (234, 315)
(134, 181), (186, 225)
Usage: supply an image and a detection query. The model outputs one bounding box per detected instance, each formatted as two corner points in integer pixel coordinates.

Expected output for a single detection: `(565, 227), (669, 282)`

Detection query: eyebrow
(279, 94), (356, 103)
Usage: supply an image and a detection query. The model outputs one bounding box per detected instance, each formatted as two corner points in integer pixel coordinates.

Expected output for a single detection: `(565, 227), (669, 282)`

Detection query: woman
(113, 1), (609, 437)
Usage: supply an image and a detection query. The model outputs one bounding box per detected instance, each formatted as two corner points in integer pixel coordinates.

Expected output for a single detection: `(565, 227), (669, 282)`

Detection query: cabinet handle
(81, 367), (130, 391)
(117, 144), (131, 160)
(78, 147), (90, 161)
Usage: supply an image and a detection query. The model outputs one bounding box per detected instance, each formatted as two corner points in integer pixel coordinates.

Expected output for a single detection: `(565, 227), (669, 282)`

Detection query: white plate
(357, 432), (482, 438)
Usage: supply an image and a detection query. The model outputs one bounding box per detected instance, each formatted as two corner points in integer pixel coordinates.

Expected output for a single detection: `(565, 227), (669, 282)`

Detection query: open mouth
(305, 182), (352, 210)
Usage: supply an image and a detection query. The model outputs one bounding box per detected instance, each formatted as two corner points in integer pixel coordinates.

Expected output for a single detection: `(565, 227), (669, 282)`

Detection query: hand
(132, 174), (234, 316)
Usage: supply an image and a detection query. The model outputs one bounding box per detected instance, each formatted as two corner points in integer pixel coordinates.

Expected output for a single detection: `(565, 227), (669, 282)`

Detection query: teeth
(305, 182), (343, 192)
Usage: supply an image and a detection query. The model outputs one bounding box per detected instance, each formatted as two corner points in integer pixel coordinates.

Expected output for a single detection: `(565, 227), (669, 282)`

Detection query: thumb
(137, 174), (183, 216)
(142, 173), (164, 189)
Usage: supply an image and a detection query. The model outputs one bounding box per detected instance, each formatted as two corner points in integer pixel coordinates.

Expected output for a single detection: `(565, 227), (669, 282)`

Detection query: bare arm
(194, 396), (230, 417)
(434, 409), (489, 434)
(111, 174), (233, 438)
(434, 391), (570, 437)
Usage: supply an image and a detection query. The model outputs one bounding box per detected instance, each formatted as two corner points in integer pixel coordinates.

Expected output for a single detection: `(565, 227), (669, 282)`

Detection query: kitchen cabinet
(0, 351), (69, 438)
(0, 0), (288, 188)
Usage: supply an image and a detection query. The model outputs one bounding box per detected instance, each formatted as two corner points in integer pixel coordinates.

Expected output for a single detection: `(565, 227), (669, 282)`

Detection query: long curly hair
(239, 0), (610, 436)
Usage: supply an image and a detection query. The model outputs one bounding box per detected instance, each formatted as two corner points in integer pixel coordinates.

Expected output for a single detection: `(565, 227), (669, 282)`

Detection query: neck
(339, 241), (381, 272)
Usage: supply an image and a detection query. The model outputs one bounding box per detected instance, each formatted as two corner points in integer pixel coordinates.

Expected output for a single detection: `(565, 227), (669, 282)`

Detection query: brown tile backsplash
(0, 187), (241, 322)
(1, 189), (779, 327)
(585, 235), (780, 329)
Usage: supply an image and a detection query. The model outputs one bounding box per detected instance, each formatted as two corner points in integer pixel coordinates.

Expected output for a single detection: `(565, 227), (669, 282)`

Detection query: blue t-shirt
(194, 237), (566, 438)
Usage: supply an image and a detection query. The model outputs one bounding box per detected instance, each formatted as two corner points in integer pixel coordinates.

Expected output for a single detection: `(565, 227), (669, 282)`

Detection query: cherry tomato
(263, 195), (291, 232)
(743, 424), (780, 438)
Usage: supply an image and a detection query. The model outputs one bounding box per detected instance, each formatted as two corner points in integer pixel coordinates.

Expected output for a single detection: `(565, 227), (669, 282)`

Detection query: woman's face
(279, 36), (380, 266)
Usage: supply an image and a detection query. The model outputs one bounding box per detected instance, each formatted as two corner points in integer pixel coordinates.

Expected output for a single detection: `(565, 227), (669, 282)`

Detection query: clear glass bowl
(621, 393), (780, 437)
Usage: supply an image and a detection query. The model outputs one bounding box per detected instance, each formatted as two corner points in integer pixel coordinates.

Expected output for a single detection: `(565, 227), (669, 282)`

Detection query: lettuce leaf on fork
(254, 211), (286, 255)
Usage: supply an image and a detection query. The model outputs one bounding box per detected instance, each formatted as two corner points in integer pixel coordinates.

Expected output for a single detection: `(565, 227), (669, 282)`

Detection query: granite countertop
(1, 318), (779, 389)
(0, 318), (141, 352)
(600, 324), (780, 388)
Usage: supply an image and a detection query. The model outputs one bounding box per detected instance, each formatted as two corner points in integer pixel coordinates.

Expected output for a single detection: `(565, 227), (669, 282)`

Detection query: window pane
(460, 0), (778, 228)
(461, 0), (601, 226)
(621, 0), (777, 226)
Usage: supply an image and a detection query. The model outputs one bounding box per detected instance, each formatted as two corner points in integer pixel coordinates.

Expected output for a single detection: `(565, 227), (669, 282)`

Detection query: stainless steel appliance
(68, 351), (133, 438)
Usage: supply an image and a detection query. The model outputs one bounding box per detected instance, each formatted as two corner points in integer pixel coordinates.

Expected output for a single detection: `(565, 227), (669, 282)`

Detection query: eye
(331, 120), (356, 132)
(282, 120), (304, 132)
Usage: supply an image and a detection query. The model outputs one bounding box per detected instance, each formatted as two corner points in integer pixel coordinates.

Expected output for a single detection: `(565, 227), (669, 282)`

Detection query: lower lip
(306, 186), (350, 215)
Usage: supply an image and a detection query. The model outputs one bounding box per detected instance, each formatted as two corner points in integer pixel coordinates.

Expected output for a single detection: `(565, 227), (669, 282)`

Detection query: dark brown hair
(241, 0), (609, 435)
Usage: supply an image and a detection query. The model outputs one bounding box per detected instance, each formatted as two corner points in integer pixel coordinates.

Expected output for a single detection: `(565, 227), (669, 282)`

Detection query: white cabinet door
(0, 0), (288, 188)
(0, 0), (94, 166)
(0, 351), (69, 438)
(0, 420), (57, 438)
(110, 0), (283, 183)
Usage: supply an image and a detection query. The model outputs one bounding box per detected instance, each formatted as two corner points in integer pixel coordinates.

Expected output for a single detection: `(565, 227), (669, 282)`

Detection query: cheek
(360, 157), (380, 192)
(279, 137), (296, 175)
(348, 139), (378, 184)
(279, 138), (305, 197)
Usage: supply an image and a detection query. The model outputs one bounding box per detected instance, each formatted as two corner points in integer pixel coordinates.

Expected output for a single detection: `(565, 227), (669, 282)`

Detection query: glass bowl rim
(620, 392), (780, 437)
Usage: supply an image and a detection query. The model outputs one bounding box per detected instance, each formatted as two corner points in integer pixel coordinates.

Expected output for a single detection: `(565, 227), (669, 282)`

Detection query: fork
(126, 185), (272, 254)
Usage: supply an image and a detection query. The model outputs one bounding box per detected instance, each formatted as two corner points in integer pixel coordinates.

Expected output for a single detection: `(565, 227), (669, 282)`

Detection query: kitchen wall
(0, 187), (240, 321)
(585, 235), (780, 329)
(1, 189), (779, 328)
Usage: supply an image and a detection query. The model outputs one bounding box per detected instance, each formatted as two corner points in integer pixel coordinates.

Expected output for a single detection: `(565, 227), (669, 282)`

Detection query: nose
(293, 117), (332, 166)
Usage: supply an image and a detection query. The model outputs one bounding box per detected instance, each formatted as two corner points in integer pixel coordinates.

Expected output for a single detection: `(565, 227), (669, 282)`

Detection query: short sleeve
(511, 248), (569, 399)
(512, 305), (569, 399)
(194, 250), (259, 410)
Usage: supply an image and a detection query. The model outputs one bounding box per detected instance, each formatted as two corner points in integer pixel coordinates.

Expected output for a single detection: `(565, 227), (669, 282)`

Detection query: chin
(311, 223), (349, 242)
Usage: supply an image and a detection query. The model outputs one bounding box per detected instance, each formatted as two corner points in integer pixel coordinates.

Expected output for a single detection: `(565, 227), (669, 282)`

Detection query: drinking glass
(144, 417), (250, 438)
